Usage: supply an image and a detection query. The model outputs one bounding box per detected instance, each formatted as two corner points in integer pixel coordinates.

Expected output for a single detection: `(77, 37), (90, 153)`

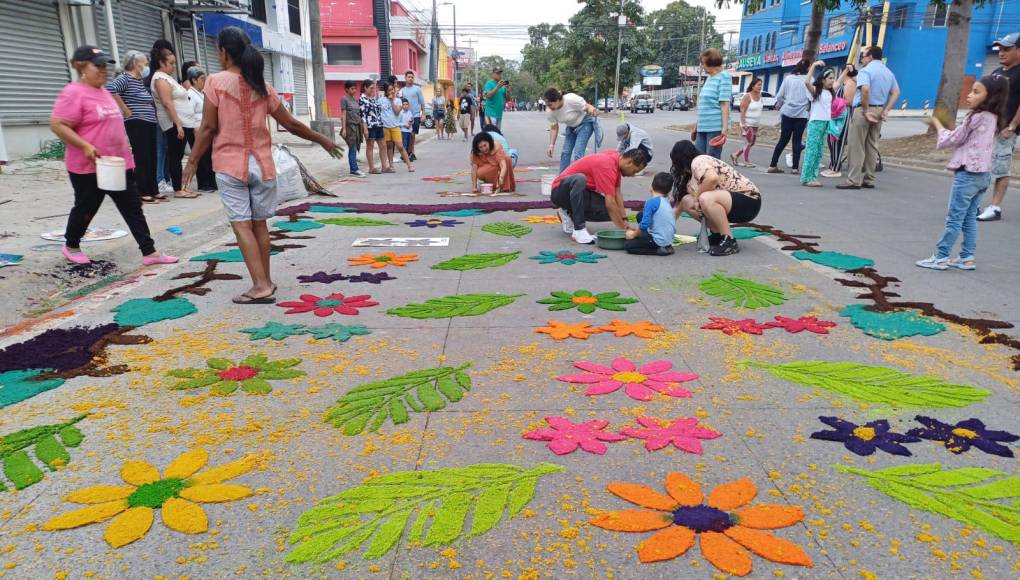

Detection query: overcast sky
(402, 0), (744, 61)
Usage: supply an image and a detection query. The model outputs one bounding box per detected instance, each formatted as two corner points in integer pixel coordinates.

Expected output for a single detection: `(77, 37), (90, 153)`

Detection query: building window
(931, 3), (948, 27)
(248, 0), (267, 22)
(288, 0), (301, 35)
(892, 5), (909, 28)
(828, 15), (846, 37)
(326, 44), (362, 66)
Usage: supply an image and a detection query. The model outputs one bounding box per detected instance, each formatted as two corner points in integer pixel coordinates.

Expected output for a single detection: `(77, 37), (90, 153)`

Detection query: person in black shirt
(978, 32), (1020, 221)
(457, 87), (474, 140)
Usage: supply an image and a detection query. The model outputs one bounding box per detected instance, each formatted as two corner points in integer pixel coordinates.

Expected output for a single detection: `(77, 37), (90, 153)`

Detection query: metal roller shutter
(0, 1), (70, 123)
(95, 2), (112, 57)
(262, 51), (275, 88)
(115, 1), (166, 55)
(293, 58), (308, 116)
(202, 32), (222, 74)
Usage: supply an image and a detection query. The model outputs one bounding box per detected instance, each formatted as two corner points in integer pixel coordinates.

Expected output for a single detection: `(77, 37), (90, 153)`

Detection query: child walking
(731, 77), (763, 168)
(801, 61), (834, 187)
(399, 98), (414, 155)
(917, 75), (1009, 271)
(358, 79), (387, 174)
(624, 172), (676, 256)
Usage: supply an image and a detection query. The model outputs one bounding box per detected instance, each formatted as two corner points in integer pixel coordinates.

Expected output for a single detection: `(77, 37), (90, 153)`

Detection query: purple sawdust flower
(347, 272), (397, 284)
(405, 218), (463, 228)
(907, 416), (1019, 457)
(810, 417), (920, 456)
(297, 271), (348, 284)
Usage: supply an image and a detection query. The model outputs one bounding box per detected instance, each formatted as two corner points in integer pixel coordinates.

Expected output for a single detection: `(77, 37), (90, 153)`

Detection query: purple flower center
(672, 505), (734, 533)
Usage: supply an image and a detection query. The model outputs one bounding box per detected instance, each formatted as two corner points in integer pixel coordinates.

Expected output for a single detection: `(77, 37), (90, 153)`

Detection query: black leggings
(163, 126), (195, 191)
(770, 115), (807, 169)
(65, 170), (155, 256)
(124, 119), (158, 196)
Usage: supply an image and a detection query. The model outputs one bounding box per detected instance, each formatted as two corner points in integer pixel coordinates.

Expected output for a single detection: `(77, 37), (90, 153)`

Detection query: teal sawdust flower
(111, 298), (197, 327)
(167, 354), (305, 395)
(274, 220), (325, 232)
(239, 322), (307, 341)
(529, 250), (607, 266)
(305, 323), (371, 342)
(538, 290), (638, 314)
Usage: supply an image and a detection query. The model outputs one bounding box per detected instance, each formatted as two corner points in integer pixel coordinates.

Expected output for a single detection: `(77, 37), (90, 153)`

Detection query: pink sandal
(142, 254), (179, 265)
(62, 246), (90, 265)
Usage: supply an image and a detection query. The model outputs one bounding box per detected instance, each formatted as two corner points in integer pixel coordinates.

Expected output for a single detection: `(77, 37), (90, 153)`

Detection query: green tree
(645, 1), (723, 89)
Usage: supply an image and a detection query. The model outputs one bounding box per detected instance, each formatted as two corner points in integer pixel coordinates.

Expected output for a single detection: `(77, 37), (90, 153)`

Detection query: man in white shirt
(545, 88), (600, 173)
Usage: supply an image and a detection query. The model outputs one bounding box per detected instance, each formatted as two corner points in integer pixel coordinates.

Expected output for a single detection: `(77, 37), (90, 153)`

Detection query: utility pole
(697, 11), (706, 90)
(307, 0), (334, 140)
(725, 30), (736, 65)
(451, 4), (458, 87)
(430, 0), (438, 90)
(611, 0), (624, 112)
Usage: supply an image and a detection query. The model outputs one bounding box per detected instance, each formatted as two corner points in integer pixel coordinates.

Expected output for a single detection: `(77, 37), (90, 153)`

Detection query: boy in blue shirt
(625, 172), (676, 255)
(398, 98), (414, 154)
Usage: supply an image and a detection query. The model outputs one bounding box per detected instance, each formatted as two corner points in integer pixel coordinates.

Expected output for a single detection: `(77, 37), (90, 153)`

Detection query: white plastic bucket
(479, 182), (493, 194)
(96, 156), (126, 191)
(541, 174), (555, 196)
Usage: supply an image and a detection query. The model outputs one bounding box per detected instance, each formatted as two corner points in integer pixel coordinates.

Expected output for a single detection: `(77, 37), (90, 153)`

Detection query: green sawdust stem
(128, 478), (187, 508)
(1, 415), (87, 491)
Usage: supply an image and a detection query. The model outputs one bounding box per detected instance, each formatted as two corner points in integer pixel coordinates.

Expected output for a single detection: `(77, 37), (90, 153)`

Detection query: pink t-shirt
(51, 82), (134, 174)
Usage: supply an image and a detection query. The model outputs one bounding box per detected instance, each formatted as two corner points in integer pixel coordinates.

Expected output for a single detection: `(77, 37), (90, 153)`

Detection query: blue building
(736, 0), (1020, 109)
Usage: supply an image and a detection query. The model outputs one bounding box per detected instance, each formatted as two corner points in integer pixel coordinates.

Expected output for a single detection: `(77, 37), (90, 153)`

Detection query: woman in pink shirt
(184, 27), (342, 305)
(49, 45), (177, 266)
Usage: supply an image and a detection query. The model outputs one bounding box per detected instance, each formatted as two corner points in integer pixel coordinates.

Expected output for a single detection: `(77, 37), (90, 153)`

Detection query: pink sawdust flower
(523, 416), (627, 455)
(621, 416), (722, 453)
(277, 293), (379, 317)
(558, 357), (697, 401)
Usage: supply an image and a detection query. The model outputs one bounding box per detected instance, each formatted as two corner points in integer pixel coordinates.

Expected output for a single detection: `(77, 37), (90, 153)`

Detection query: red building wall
(391, 40), (419, 77)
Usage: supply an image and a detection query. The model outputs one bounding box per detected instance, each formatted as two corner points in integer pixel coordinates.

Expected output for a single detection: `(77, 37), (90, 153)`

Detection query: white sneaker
(158, 180), (173, 194)
(977, 205), (1001, 222)
(557, 209), (574, 233)
(351, 170), (369, 178)
(572, 228), (596, 244)
(820, 169), (841, 178)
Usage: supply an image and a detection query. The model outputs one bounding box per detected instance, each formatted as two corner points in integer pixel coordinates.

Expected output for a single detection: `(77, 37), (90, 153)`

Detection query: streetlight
(439, 2), (458, 87)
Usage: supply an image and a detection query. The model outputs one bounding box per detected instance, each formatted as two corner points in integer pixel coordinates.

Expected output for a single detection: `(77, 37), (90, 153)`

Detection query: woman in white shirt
(544, 87), (600, 173)
(186, 67), (217, 192)
(731, 77), (764, 168)
(801, 61), (836, 187)
(151, 48), (199, 197)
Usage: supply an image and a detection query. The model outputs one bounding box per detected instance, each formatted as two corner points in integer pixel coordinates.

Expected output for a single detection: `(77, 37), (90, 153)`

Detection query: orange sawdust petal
(607, 482), (679, 511)
(637, 525), (696, 563)
(664, 472), (704, 506)
(724, 526), (813, 567)
(700, 531), (753, 577)
(590, 509), (673, 532)
(731, 504), (805, 529)
(599, 319), (666, 338)
(706, 478), (757, 510)
(535, 321), (604, 341)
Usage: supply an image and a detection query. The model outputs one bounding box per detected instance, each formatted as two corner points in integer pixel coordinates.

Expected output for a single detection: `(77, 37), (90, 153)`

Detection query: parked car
(658, 95), (691, 111)
(630, 93), (655, 113)
(730, 91), (777, 111)
(597, 98), (616, 112)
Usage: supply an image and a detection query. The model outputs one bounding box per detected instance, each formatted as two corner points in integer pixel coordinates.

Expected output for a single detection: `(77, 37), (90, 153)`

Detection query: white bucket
(96, 156), (126, 191)
(541, 174), (555, 196)
(479, 182), (493, 194)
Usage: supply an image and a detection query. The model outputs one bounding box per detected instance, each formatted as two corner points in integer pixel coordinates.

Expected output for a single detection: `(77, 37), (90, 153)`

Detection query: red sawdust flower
(277, 293), (379, 317)
(590, 473), (812, 576)
(701, 317), (767, 336)
(764, 315), (837, 334)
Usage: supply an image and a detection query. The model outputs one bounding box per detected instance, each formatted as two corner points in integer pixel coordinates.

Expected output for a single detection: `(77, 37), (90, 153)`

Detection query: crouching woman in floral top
(669, 140), (763, 257)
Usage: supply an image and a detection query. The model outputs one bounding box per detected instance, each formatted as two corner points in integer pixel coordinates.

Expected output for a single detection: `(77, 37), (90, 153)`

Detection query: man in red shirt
(550, 149), (649, 244)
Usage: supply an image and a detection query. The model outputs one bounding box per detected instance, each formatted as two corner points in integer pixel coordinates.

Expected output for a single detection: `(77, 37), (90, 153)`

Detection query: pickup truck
(630, 93), (655, 114)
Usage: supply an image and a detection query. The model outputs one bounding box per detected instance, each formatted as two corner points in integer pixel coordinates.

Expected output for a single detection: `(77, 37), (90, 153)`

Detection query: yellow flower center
(951, 427), (979, 439)
(571, 296), (599, 304)
(613, 371), (647, 383)
(852, 427), (877, 441)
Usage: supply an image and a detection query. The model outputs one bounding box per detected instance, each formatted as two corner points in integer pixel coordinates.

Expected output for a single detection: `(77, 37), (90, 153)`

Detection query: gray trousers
(550, 174), (610, 229)
(846, 108), (883, 186)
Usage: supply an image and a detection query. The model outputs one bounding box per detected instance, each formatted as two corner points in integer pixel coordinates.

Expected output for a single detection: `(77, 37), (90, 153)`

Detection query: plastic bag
(697, 217), (711, 253)
(273, 145), (307, 202)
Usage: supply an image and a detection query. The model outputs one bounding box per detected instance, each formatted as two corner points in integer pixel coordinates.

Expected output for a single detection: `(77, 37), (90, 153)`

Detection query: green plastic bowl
(596, 230), (627, 250)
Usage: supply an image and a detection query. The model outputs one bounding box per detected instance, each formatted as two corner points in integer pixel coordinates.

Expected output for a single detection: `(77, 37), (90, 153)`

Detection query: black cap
(71, 45), (115, 65)
(492, 67), (503, 73)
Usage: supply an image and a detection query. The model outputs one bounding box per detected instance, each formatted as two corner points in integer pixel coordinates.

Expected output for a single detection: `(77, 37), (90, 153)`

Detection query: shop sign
(738, 54), (762, 69)
(641, 65), (664, 77)
(781, 41), (849, 66)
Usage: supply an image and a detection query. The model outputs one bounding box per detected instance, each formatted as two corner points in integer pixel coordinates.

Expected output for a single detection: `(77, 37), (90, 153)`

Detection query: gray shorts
(216, 154), (278, 222)
(991, 134), (1017, 181)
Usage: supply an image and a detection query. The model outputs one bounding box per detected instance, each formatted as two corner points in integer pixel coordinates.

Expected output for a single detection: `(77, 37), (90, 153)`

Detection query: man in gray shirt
(616, 123), (654, 162)
(838, 46), (900, 189)
(398, 70), (425, 161)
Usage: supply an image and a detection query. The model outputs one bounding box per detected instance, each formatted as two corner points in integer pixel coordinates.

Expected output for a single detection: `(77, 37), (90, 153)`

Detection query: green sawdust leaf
(481, 222), (532, 238)
(316, 217), (397, 226)
(792, 250), (875, 271)
(323, 364), (473, 435)
(839, 305), (946, 341)
(742, 360), (990, 408)
(0, 369), (65, 409)
(0, 415), (86, 492)
(387, 293), (523, 319)
(240, 322), (308, 341)
(430, 252), (521, 271)
(285, 462), (563, 562)
(190, 249), (279, 262)
(111, 297), (197, 327)
(837, 464), (1020, 543)
(699, 272), (787, 309)
(731, 227), (768, 240)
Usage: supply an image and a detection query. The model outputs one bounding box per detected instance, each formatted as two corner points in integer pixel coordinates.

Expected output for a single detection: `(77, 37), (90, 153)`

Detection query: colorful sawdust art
(405, 218), (463, 228)
(0, 415), (85, 491)
(590, 472), (812, 574)
(285, 463), (562, 563)
(308, 205), (353, 213)
(558, 357), (697, 401)
(620, 416), (722, 454)
(190, 249), (278, 262)
(347, 252), (419, 269)
(420, 176), (459, 183)
(324, 364), (472, 435)
(316, 217), (396, 226)
(167, 354), (305, 395)
(274, 220), (325, 232)
(538, 290), (638, 314)
(535, 321), (604, 340)
(387, 293), (523, 319)
(523, 416), (626, 455)
(0, 369), (65, 408)
(297, 271), (347, 284)
(741, 360), (990, 408)
(599, 319), (665, 338)
(434, 208), (486, 217)
(43, 449), (256, 547)
(431, 251), (520, 271)
(529, 250), (607, 265)
(112, 297), (197, 327)
(700, 273), (787, 309)
(239, 322), (308, 341)
(810, 417), (920, 456)
(521, 215), (561, 224)
(764, 315), (837, 334)
(730, 227), (768, 240)
(840, 304), (946, 340)
(701, 317), (768, 335)
(836, 463), (1020, 543)
(481, 222), (532, 238)
(791, 250), (875, 271)
(348, 272), (397, 284)
(304, 323), (373, 342)
(907, 416), (1018, 457)
(278, 293), (379, 317)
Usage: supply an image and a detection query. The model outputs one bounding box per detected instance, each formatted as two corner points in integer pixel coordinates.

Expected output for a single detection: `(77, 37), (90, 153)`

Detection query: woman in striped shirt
(106, 50), (162, 203)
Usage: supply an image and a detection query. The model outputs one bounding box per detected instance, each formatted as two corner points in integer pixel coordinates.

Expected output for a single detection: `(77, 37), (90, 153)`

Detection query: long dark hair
(813, 68), (835, 102)
(472, 132), (495, 156)
(748, 77), (763, 92)
(792, 59), (810, 76)
(669, 140), (702, 205)
(146, 40), (174, 88)
(218, 26), (266, 96)
(971, 74), (1010, 132)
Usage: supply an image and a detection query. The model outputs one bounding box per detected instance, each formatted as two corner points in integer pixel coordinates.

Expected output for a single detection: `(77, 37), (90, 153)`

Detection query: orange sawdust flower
(599, 319), (666, 338)
(535, 321), (604, 341)
(521, 215), (562, 224)
(590, 472), (812, 576)
(347, 252), (419, 269)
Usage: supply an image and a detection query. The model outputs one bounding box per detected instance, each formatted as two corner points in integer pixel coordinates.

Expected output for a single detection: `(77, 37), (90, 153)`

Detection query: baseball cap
(616, 124), (630, 138)
(993, 32), (1019, 48)
(71, 45), (115, 65)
